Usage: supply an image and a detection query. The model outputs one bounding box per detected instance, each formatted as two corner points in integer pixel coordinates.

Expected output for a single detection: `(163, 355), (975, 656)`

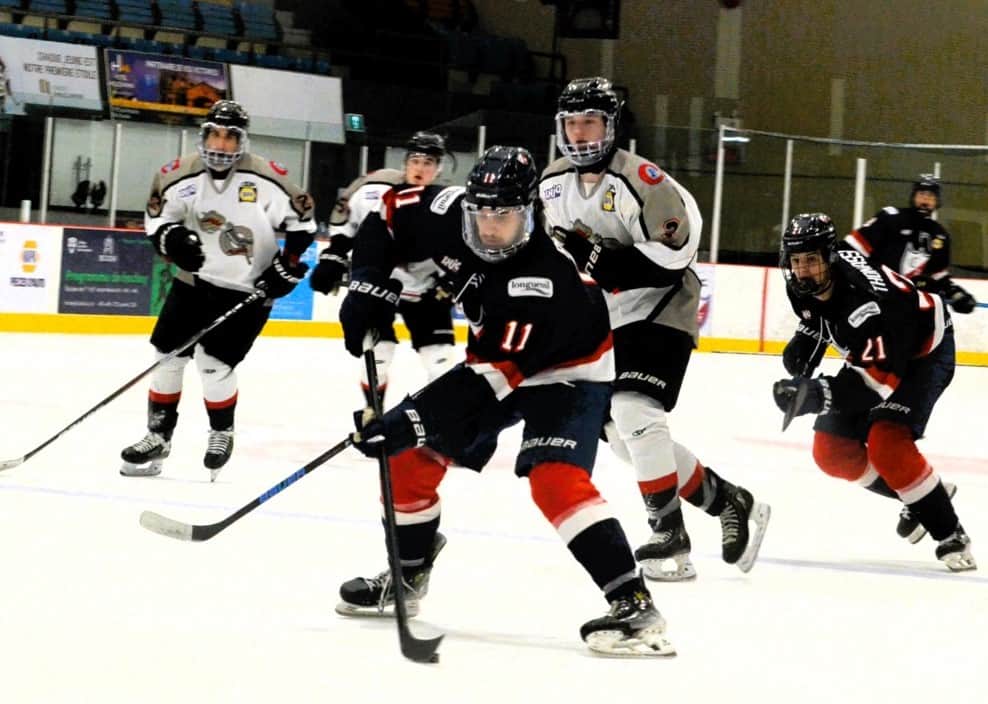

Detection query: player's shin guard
(360, 340), (396, 408)
(337, 448), (450, 616)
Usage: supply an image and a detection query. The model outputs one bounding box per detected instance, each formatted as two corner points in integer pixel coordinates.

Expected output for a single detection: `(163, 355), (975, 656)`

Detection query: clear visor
(555, 109), (615, 166)
(462, 202), (533, 262)
(197, 123), (248, 171)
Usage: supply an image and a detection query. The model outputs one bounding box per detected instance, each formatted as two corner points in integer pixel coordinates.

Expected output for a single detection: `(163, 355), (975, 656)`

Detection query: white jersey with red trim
(540, 149), (702, 341)
(327, 169), (404, 240)
(146, 153), (316, 293)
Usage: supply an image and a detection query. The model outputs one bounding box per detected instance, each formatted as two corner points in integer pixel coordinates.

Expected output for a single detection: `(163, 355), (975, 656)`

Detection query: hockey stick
(363, 332), (444, 664)
(139, 436), (352, 541)
(781, 379), (809, 432)
(0, 290), (265, 472)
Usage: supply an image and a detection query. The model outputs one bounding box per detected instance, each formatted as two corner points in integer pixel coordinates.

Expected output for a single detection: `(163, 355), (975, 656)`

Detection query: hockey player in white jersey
(541, 77), (770, 580)
(310, 131), (458, 408)
(120, 100), (316, 480)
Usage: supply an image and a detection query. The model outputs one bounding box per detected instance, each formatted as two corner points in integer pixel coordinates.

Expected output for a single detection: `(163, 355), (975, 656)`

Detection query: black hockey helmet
(462, 146), (538, 262)
(406, 131), (446, 161)
(555, 76), (623, 167)
(780, 213), (838, 297)
(909, 173), (941, 213)
(199, 99), (250, 171)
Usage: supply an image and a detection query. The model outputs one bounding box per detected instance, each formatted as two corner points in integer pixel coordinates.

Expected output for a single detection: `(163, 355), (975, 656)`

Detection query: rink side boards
(1, 224), (986, 367)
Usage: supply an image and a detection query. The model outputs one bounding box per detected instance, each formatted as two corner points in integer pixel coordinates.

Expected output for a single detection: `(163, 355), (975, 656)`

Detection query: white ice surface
(0, 333), (986, 704)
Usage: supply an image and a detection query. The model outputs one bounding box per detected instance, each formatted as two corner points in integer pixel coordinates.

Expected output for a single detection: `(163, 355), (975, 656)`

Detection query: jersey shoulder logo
(848, 301), (881, 328)
(542, 183), (562, 201)
(160, 158), (180, 174)
(508, 276), (554, 298)
(882, 206), (899, 215)
(238, 182), (257, 203)
(601, 185), (616, 211)
(637, 162), (664, 186)
(268, 160), (288, 176)
(932, 235), (945, 249)
(430, 186), (465, 214)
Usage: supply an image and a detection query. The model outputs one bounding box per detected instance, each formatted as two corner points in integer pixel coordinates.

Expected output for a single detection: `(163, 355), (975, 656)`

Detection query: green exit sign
(344, 113), (365, 132)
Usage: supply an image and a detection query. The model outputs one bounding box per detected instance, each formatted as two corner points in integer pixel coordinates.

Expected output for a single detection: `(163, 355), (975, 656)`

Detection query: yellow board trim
(2, 313), (987, 367)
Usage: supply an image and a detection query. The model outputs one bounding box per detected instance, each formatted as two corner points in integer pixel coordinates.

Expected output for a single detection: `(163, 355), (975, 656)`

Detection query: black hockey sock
(863, 476), (897, 499)
(567, 517), (638, 593)
(147, 398), (178, 439)
(682, 466), (731, 517)
(391, 516), (441, 575)
(642, 487), (680, 529)
(908, 482), (960, 542)
(206, 403), (236, 431)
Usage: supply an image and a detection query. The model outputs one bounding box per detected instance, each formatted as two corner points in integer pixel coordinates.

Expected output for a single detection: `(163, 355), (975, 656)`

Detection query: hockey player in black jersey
(845, 175), (976, 314)
(310, 131), (457, 408)
(774, 213), (975, 572)
(335, 146), (675, 656)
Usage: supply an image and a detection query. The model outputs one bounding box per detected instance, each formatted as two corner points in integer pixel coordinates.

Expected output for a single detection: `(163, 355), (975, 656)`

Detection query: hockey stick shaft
(363, 333), (443, 664)
(0, 290), (265, 472)
(139, 436), (352, 541)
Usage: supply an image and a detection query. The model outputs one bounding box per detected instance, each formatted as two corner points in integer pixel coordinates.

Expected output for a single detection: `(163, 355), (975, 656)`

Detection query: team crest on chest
(197, 210), (227, 232)
(238, 182), (258, 203)
(601, 185), (616, 212)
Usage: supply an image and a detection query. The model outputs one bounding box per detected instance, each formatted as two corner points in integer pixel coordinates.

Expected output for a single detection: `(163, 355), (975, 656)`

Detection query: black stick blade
(781, 382), (809, 432)
(401, 630), (444, 664)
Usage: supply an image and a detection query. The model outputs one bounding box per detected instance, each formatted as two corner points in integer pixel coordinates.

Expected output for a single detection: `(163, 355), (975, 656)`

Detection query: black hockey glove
(782, 324), (826, 377)
(551, 226), (597, 271)
(155, 223), (205, 273)
(309, 250), (350, 295)
(339, 270), (402, 357)
(944, 283), (976, 314)
(772, 376), (832, 416)
(351, 397), (427, 458)
(254, 252), (309, 299)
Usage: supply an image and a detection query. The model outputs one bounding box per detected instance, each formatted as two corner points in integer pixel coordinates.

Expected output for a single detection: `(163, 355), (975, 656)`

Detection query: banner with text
(58, 228), (163, 315)
(105, 50), (229, 125)
(0, 37), (101, 116)
(0, 224), (62, 313)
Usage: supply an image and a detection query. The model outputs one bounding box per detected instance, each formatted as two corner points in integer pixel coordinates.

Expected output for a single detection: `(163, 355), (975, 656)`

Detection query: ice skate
(120, 431), (171, 477)
(720, 485), (771, 573)
(204, 428), (234, 481)
(336, 532), (446, 617)
(936, 526), (976, 572)
(580, 588), (675, 657)
(898, 482), (956, 544)
(634, 513), (696, 581)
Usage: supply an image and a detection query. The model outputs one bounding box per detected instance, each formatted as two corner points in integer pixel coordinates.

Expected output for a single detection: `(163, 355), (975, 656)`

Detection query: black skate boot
(204, 427), (234, 481)
(580, 585), (675, 657)
(120, 431), (171, 477)
(898, 482), (956, 544)
(935, 525), (976, 572)
(634, 509), (695, 581)
(336, 532), (446, 617)
(719, 484), (771, 573)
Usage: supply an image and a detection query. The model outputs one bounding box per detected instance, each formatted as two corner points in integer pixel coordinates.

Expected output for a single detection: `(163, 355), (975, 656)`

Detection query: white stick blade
(0, 456), (25, 471)
(140, 510), (194, 541)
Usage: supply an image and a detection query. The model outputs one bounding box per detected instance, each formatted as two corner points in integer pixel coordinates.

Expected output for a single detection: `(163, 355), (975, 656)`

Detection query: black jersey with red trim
(459, 228), (614, 399)
(845, 206), (954, 294)
(785, 245), (949, 412)
(349, 186), (614, 423)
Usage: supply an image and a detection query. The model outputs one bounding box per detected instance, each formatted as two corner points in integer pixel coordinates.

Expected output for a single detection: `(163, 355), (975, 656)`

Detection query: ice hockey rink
(0, 332), (985, 704)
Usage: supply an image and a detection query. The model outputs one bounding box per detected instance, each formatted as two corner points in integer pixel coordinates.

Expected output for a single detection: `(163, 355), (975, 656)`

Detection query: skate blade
(585, 628), (677, 657)
(641, 554), (697, 582)
(736, 502), (771, 573)
(120, 459), (164, 477)
(941, 552), (977, 572)
(334, 600), (420, 618)
(209, 468), (223, 483)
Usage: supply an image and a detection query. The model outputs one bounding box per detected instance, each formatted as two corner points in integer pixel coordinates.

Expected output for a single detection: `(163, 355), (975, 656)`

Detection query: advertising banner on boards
(0, 36), (101, 115)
